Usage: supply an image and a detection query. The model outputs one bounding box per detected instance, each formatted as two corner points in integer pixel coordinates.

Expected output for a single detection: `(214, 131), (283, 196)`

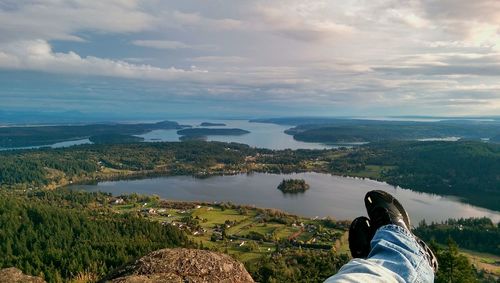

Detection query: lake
(137, 119), (337, 150)
(72, 172), (500, 224)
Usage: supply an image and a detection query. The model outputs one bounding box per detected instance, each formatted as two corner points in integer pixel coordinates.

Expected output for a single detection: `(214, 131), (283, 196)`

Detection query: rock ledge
(104, 248), (255, 283)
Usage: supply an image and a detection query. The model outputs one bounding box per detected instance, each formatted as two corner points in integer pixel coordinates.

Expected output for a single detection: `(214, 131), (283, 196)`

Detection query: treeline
(0, 189), (190, 282)
(246, 249), (349, 282)
(243, 233), (497, 283)
(0, 141), (255, 188)
(430, 239), (495, 283)
(330, 141), (500, 211)
(286, 119), (500, 143)
(414, 217), (500, 256)
(88, 133), (144, 144)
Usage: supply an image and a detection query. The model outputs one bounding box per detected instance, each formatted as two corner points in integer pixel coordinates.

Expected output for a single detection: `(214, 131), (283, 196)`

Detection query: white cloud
(0, 40), (206, 81)
(1, 0), (500, 115)
(253, 2), (356, 42)
(0, 0), (155, 43)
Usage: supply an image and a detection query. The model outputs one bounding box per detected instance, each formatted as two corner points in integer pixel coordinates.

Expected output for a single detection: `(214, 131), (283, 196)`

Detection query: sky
(1, 0), (500, 120)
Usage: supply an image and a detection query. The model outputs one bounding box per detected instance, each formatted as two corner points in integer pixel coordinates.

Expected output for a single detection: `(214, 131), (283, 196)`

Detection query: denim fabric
(324, 224), (434, 283)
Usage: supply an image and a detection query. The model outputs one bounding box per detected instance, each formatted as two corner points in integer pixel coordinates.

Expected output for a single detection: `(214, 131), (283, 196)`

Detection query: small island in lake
(277, 179), (310, 193)
(200, 122), (226, 127)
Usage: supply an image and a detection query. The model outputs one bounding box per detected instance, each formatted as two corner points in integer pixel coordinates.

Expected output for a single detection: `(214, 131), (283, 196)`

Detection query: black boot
(348, 216), (375, 258)
(364, 190), (438, 273)
(364, 190), (411, 231)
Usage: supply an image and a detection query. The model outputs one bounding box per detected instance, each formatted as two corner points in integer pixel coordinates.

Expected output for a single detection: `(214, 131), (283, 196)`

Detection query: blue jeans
(324, 224), (434, 283)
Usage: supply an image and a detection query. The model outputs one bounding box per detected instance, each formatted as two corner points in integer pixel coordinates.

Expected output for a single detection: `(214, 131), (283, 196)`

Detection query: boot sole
(364, 190), (411, 229)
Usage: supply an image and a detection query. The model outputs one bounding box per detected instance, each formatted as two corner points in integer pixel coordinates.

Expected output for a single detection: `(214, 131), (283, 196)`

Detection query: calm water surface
(0, 138), (92, 151)
(137, 119), (336, 150)
(73, 172), (500, 224)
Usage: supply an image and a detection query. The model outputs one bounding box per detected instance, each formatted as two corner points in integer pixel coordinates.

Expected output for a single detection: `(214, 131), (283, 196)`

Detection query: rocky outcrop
(103, 248), (255, 283)
(0, 268), (45, 283)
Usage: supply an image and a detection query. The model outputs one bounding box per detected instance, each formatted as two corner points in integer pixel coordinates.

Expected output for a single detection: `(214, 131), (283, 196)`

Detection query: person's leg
(324, 190), (437, 283)
(325, 224), (434, 283)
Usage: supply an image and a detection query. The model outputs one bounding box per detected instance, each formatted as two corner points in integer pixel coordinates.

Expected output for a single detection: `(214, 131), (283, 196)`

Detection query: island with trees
(200, 122), (227, 127)
(277, 178), (310, 193)
(177, 128), (250, 140)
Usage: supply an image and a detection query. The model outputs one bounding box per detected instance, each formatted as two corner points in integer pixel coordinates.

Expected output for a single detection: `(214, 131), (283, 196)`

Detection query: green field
(111, 199), (348, 264)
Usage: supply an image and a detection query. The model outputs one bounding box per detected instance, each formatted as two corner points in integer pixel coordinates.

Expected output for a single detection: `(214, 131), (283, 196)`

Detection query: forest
(0, 189), (190, 282)
(414, 217), (500, 256)
(347, 141), (500, 211)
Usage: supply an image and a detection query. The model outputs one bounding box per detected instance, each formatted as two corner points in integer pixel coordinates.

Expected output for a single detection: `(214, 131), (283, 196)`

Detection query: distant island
(0, 120), (183, 148)
(177, 128), (250, 140)
(277, 179), (310, 193)
(255, 117), (500, 144)
(200, 122), (226, 127)
(89, 134), (144, 144)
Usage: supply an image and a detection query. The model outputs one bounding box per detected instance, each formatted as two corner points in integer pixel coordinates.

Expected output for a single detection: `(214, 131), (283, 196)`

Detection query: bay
(137, 119), (338, 150)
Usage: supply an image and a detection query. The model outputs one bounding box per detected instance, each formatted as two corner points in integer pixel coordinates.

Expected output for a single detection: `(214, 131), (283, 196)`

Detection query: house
(141, 208), (157, 215)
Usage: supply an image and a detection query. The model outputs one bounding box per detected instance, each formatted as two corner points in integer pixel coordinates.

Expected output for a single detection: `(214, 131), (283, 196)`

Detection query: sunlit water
(72, 172), (500, 224)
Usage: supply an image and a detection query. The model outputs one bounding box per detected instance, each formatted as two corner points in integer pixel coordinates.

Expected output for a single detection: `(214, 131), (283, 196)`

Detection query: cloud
(0, 40), (207, 81)
(0, 0), (155, 43)
(170, 10), (244, 30)
(1, 0), (500, 115)
(375, 53), (500, 76)
(132, 40), (193, 49)
(253, 2), (355, 42)
(418, 0), (500, 49)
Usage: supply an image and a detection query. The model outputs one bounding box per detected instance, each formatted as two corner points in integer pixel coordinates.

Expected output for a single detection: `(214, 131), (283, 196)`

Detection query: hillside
(0, 190), (190, 282)
(1, 188), (497, 282)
